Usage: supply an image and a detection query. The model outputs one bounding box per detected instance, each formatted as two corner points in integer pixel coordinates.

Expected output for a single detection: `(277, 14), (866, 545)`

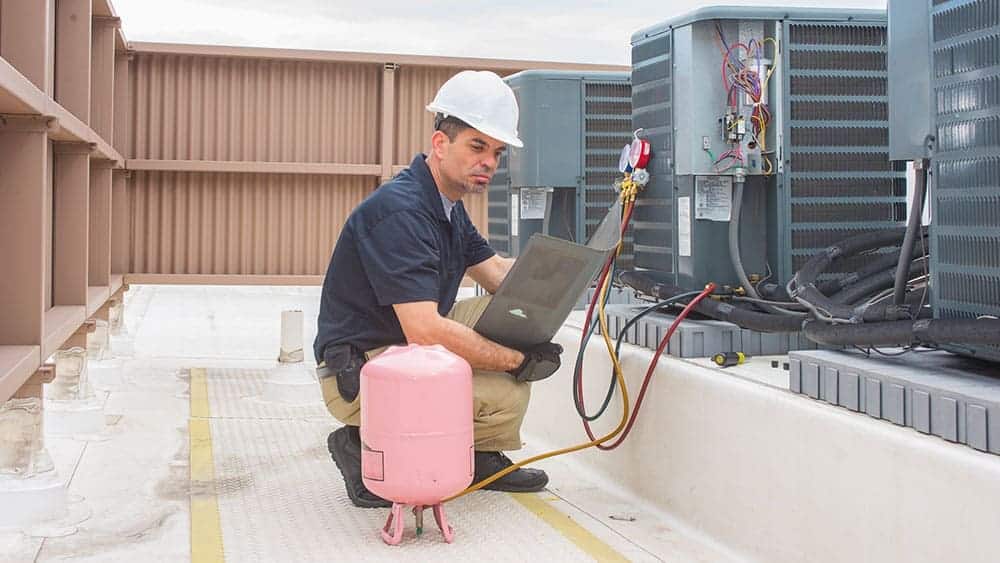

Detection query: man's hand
(393, 301), (524, 372)
(508, 342), (564, 382)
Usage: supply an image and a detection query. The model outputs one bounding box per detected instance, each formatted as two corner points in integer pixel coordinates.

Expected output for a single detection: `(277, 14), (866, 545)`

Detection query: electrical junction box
(630, 7), (907, 291)
(925, 0), (1000, 363)
(887, 0), (933, 161)
(487, 70), (633, 266)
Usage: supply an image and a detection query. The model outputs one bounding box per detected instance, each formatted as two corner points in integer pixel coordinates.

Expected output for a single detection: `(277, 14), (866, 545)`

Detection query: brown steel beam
(380, 63), (397, 183)
(52, 142), (91, 308)
(113, 52), (129, 153)
(0, 116), (50, 348)
(110, 170), (130, 276)
(89, 162), (113, 289)
(55, 0), (93, 124)
(90, 14), (117, 141)
(0, 56), (50, 114)
(0, 0), (55, 94)
(60, 319), (94, 351)
(12, 364), (55, 401)
(42, 306), (86, 359)
(125, 159), (383, 176)
(0, 346), (41, 404)
(0, 57), (122, 163)
(128, 42), (630, 73)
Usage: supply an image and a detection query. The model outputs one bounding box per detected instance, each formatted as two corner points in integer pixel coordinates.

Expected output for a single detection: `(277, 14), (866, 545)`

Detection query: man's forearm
(421, 316), (524, 372)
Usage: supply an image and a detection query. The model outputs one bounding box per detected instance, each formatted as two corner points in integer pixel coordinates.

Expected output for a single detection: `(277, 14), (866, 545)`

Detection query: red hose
(592, 283), (716, 450)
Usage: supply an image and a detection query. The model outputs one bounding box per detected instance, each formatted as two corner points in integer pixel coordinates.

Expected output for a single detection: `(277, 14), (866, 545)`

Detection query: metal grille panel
(487, 152), (511, 255)
(584, 80), (633, 268)
(487, 72), (631, 260)
(783, 20), (906, 282)
(932, 0), (1000, 361)
(630, 31), (673, 274)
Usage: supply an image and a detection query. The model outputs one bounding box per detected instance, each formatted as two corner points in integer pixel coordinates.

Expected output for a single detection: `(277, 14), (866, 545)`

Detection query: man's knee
(320, 375), (361, 426)
(473, 371), (531, 418)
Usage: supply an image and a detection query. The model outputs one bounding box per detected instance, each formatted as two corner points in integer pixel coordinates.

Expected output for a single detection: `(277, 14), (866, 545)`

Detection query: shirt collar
(408, 153), (451, 223)
(439, 192), (456, 222)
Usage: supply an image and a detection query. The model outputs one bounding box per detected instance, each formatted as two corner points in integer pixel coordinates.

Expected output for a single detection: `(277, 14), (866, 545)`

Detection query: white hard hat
(426, 70), (523, 148)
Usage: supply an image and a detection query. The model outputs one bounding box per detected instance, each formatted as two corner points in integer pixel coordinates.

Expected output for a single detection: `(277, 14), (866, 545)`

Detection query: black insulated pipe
(758, 232), (927, 301)
(802, 318), (1000, 348)
(787, 228), (915, 322)
(893, 159), (929, 306)
(619, 270), (805, 333)
(830, 258), (927, 305)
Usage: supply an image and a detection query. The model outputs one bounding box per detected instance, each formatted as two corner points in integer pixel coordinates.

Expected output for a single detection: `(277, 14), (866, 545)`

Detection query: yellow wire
(445, 201), (634, 502)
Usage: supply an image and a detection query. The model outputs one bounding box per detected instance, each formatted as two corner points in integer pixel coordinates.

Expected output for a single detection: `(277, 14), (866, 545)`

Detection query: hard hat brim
(427, 103), (523, 148)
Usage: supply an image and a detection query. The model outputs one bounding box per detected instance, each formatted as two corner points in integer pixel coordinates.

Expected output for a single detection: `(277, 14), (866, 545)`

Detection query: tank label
(361, 442), (385, 482)
(678, 196), (692, 257)
(695, 175), (733, 222)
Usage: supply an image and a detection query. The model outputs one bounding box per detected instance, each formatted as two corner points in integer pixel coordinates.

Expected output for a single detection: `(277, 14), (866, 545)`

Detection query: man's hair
(434, 113), (471, 142)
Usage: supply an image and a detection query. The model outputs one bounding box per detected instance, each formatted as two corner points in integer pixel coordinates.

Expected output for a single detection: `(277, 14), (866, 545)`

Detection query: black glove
(508, 342), (564, 382)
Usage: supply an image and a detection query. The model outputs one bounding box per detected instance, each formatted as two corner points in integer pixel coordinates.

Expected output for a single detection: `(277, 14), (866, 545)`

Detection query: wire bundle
(714, 24), (778, 174)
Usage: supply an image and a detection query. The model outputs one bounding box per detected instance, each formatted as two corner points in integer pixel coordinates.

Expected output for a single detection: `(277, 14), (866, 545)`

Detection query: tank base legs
(380, 502), (454, 545)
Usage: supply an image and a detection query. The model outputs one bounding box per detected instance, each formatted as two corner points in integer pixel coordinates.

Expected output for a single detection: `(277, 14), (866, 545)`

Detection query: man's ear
(430, 130), (450, 159)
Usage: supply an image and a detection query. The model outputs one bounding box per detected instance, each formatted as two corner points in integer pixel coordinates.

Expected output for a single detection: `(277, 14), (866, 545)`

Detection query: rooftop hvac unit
(630, 7), (906, 292)
(487, 70), (633, 265)
(927, 0), (1000, 362)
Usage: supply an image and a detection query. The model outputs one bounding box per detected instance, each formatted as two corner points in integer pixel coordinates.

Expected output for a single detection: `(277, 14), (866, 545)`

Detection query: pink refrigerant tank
(360, 344), (474, 545)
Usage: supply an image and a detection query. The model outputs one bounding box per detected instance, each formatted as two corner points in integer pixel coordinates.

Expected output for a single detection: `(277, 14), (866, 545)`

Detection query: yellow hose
(445, 199), (634, 501)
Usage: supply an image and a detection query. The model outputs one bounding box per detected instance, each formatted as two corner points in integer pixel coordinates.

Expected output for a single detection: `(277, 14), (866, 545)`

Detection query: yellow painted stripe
(190, 367), (211, 419)
(510, 492), (629, 562)
(190, 368), (225, 563)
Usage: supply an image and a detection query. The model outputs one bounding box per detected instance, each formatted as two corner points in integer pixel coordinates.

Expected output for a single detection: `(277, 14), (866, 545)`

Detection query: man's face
(435, 128), (506, 197)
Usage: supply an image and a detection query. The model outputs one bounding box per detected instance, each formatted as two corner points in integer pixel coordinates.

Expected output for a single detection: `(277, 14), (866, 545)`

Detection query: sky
(113, 0), (887, 65)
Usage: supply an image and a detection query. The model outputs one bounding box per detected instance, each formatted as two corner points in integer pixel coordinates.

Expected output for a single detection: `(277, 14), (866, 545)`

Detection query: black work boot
(473, 451), (549, 493)
(327, 426), (391, 508)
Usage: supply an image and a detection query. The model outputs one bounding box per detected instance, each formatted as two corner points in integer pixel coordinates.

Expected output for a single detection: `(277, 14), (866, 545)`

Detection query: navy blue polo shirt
(313, 154), (496, 361)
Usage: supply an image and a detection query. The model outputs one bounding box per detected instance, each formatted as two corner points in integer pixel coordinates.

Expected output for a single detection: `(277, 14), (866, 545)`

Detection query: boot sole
(478, 479), (549, 493)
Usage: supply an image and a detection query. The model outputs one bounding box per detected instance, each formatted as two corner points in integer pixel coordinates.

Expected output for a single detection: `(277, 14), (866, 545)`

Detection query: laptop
(473, 200), (622, 350)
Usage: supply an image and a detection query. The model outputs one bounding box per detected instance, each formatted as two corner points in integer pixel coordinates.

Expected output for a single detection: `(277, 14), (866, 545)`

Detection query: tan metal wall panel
(129, 171), (376, 276)
(129, 53), (381, 164)
(393, 65), (457, 165)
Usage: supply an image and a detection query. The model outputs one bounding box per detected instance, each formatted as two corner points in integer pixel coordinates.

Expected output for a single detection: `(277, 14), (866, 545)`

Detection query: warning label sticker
(519, 187), (548, 220)
(678, 196), (691, 257)
(695, 176), (733, 222)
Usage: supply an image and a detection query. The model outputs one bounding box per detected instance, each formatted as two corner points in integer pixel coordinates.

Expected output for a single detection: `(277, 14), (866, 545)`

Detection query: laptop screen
(473, 201), (622, 350)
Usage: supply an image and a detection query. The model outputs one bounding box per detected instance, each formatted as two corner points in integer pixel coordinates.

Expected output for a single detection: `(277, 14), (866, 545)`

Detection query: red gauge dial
(628, 138), (651, 169)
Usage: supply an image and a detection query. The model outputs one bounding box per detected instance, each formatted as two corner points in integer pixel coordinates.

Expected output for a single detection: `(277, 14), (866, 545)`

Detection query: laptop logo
(508, 308), (528, 320)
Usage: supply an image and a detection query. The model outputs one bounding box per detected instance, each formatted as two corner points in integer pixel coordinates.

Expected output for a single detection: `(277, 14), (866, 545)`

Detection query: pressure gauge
(618, 144), (632, 173)
(628, 138), (651, 169)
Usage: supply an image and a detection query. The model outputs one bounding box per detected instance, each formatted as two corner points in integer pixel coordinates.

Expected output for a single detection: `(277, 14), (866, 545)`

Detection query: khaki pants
(320, 296), (531, 452)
